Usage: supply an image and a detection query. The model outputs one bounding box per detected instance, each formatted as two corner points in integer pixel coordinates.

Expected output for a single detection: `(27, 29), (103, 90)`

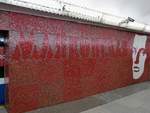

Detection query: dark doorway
(0, 30), (8, 105)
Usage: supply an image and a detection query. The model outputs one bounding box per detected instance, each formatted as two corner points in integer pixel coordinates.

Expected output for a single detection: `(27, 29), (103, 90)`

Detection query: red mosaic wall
(0, 11), (150, 113)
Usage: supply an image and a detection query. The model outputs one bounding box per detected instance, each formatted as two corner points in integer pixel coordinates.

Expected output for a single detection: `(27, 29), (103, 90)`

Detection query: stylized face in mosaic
(132, 35), (147, 79)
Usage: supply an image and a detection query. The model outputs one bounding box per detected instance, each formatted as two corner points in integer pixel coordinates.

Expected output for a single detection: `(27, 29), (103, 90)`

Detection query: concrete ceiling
(24, 0), (150, 25)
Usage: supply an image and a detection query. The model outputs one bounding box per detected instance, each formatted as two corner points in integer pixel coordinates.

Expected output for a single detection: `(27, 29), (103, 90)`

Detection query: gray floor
(81, 85), (150, 113)
(1, 81), (150, 113)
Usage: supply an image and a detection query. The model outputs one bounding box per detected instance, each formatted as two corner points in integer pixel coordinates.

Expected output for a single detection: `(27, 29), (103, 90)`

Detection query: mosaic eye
(132, 47), (136, 54)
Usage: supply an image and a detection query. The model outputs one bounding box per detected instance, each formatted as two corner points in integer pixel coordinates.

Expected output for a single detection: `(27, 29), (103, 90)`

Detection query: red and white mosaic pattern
(0, 12), (150, 113)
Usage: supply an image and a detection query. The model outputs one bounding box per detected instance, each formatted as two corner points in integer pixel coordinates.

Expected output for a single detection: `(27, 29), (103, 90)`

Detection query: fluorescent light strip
(0, 78), (5, 85)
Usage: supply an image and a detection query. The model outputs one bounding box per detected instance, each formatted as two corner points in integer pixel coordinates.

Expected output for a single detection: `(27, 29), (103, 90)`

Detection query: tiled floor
(81, 85), (150, 113)
(1, 81), (150, 113)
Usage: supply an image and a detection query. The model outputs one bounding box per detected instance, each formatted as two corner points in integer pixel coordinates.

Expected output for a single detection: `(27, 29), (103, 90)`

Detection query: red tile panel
(0, 12), (150, 113)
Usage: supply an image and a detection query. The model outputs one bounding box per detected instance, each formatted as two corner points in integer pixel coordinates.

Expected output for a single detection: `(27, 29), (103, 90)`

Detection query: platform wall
(0, 11), (150, 113)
